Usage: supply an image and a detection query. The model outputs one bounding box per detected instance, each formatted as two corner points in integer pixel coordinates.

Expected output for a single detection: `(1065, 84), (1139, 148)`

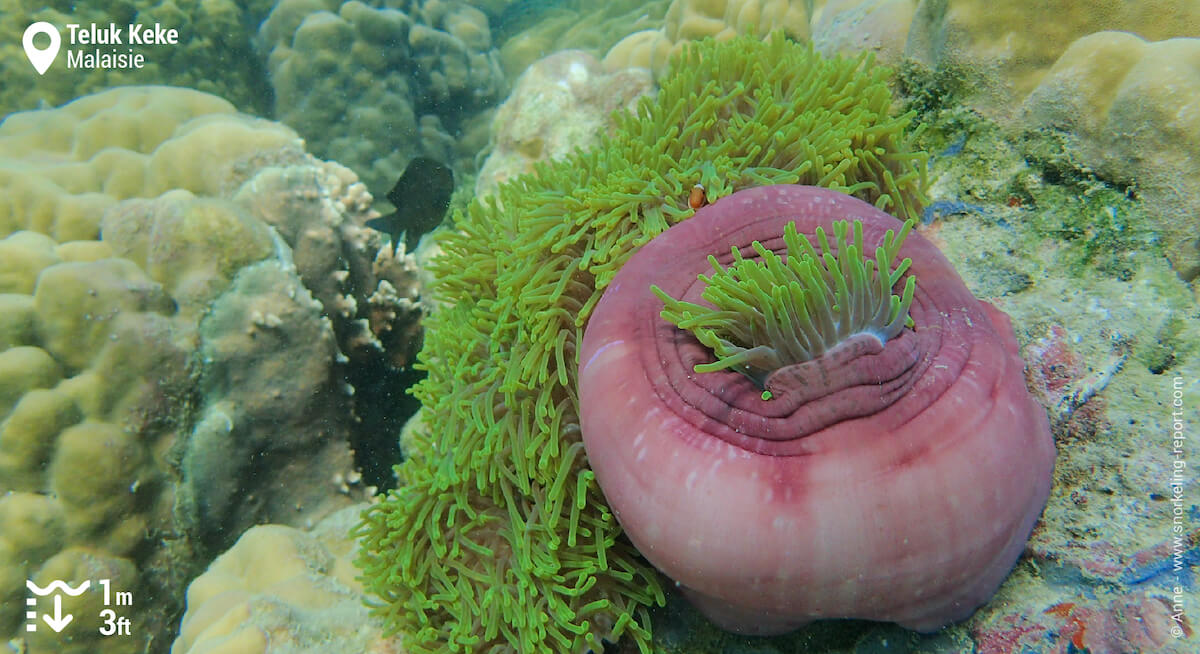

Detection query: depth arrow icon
(42, 595), (73, 633)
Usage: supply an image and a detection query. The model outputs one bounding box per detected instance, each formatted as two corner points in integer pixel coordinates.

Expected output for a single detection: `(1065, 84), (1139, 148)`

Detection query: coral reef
(1021, 31), (1200, 280)
(354, 34), (927, 653)
(495, 0), (669, 77)
(801, 1), (1200, 279)
(904, 0), (1200, 110)
(170, 505), (402, 654)
(3, 0), (509, 225)
(257, 0), (506, 197)
(0, 0), (274, 117)
(0, 86), (423, 653)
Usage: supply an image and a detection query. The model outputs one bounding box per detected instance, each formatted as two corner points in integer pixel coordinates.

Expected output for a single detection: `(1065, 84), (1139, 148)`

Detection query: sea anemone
(579, 184), (1055, 633)
(353, 34), (931, 653)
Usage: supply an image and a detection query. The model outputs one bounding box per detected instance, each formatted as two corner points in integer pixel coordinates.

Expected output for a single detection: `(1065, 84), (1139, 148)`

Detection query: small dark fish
(366, 157), (454, 245)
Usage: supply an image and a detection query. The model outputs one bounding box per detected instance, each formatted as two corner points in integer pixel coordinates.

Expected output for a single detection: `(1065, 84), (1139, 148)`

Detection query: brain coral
(354, 33), (927, 653)
(579, 184), (1055, 632)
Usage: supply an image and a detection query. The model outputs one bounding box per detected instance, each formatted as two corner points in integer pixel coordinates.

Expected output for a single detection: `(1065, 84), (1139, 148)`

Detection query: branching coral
(652, 219), (916, 385)
(353, 33), (927, 653)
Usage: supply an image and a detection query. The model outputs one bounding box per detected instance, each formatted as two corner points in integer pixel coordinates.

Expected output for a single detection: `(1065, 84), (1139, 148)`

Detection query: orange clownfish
(688, 183), (707, 210)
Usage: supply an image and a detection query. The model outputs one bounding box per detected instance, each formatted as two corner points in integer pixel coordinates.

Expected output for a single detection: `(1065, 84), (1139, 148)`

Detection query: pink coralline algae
(972, 594), (1193, 654)
(578, 185), (1056, 634)
(1022, 323), (1123, 439)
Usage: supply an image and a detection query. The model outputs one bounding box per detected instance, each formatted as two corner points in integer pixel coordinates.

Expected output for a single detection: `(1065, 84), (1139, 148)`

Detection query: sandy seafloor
(1, 1), (1198, 653)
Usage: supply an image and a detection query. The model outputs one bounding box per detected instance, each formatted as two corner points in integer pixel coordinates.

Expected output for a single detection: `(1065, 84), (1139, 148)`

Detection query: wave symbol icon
(25, 580), (91, 596)
(25, 579), (91, 633)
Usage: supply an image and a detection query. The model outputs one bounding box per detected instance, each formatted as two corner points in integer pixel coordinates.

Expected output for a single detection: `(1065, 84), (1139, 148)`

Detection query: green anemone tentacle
(653, 219), (917, 386)
(353, 32), (927, 654)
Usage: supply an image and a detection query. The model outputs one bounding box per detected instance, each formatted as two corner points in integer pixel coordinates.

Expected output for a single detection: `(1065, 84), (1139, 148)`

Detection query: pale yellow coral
(0, 346), (61, 416)
(32, 258), (175, 372)
(665, 0), (811, 42)
(602, 29), (674, 73)
(497, 0), (670, 77)
(906, 0), (1200, 111)
(604, 0), (812, 75)
(0, 86), (300, 241)
(0, 86), (375, 652)
(171, 506), (403, 654)
(1023, 32), (1200, 279)
(0, 231), (59, 294)
(0, 293), (35, 350)
(0, 492), (64, 633)
(0, 389), (80, 491)
(99, 191), (276, 313)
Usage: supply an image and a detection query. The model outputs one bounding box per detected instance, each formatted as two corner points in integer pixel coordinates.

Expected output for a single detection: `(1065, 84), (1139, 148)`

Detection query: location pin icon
(23, 22), (61, 75)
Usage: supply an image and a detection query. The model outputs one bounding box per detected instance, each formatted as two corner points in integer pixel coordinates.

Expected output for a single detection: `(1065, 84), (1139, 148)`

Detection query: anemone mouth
(612, 187), (977, 457)
(652, 218), (917, 389)
(650, 278), (932, 456)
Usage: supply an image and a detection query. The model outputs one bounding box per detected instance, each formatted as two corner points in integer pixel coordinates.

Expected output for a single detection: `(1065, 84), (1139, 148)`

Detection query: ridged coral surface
(354, 33), (927, 653)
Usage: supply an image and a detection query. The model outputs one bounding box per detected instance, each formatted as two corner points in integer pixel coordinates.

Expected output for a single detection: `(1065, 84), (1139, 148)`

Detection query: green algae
(352, 33), (927, 653)
(899, 58), (1196, 390)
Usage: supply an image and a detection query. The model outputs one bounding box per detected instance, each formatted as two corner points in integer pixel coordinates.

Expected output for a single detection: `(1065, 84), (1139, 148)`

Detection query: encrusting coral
(353, 33), (927, 653)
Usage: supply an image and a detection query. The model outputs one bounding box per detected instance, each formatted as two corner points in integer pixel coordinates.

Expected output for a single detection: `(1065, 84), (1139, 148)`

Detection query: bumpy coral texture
(475, 49), (654, 197)
(354, 34), (927, 653)
(905, 0), (1200, 103)
(171, 505), (401, 654)
(258, 0), (506, 196)
(0, 0), (273, 117)
(496, 0), (669, 77)
(0, 86), (416, 652)
(579, 184), (1055, 633)
(0, 87), (300, 653)
(1020, 31), (1200, 280)
(604, 0), (812, 75)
